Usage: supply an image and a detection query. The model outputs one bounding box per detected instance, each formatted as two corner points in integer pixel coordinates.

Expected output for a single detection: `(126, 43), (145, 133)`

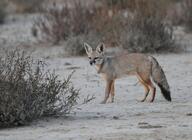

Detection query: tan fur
(84, 43), (171, 103)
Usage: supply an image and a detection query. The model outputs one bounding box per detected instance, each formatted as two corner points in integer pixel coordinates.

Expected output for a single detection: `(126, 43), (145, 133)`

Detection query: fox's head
(84, 43), (105, 66)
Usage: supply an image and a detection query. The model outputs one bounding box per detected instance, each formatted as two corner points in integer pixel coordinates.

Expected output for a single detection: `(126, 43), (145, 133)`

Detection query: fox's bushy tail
(150, 56), (171, 101)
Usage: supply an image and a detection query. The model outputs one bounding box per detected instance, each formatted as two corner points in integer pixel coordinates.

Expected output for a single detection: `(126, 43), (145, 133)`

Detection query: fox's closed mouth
(90, 61), (95, 65)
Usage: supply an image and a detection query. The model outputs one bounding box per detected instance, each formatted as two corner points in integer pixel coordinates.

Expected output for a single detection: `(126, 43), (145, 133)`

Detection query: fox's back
(107, 53), (152, 78)
(114, 53), (150, 66)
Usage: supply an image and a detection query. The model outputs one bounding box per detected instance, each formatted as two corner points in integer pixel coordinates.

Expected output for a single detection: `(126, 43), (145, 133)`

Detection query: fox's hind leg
(110, 80), (115, 103)
(139, 81), (150, 102)
(137, 73), (156, 102)
(137, 74), (150, 102)
(146, 79), (156, 102)
(100, 80), (113, 104)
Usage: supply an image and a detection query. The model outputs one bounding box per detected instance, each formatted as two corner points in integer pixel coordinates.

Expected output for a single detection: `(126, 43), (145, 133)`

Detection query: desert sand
(0, 53), (192, 140)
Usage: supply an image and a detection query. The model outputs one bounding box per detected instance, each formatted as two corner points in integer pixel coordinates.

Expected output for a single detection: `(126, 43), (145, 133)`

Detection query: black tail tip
(158, 84), (172, 102)
(165, 94), (172, 102)
(163, 90), (172, 102)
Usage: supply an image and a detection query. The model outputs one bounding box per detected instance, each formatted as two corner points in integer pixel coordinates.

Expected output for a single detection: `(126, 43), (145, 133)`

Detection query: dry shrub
(90, 5), (126, 47)
(34, 0), (177, 54)
(9, 0), (44, 13)
(181, 0), (192, 32)
(0, 49), (79, 127)
(104, 0), (177, 11)
(94, 0), (176, 52)
(64, 32), (101, 56)
(34, 1), (95, 44)
(166, 2), (184, 26)
(34, 0), (118, 45)
(0, 0), (7, 24)
(119, 0), (176, 53)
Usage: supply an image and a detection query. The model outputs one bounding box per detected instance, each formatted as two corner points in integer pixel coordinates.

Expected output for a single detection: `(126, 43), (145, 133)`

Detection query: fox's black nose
(90, 60), (95, 65)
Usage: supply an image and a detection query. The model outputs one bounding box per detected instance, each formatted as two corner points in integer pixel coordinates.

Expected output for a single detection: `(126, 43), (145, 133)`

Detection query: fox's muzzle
(90, 60), (96, 65)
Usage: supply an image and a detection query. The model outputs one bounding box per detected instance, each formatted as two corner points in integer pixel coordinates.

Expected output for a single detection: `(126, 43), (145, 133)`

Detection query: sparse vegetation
(120, 18), (175, 53)
(64, 33), (101, 56)
(97, 0), (176, 52)
(9, 0), (44, 13)
(119, 0), (176, 53)
(34, 1), (95, 44)
(0, 49), (79, 127)
(33, 0), (180, 55)
(181, 0), (192, 32)
(0, 0), (7, 24)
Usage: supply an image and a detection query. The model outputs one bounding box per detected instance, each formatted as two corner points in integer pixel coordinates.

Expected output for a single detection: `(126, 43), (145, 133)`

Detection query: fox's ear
(84, 43), (92, 54)
(96, 43), (105, 53)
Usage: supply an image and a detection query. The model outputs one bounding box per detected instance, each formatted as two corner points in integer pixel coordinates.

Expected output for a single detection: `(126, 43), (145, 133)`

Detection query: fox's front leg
(110, 80), (115, 103)
(100, 80), (113, 104)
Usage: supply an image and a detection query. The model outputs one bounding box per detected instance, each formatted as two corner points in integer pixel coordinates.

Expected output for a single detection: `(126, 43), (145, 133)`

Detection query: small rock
(66, 66), (81, 70)
(179, 124), (188, 127)
(139, 124), (163, 129)
(138, 122), (148, 125)
(113, 116), (119, 120)
(186, 113), (192, 116)
(64, 62), (71, 66)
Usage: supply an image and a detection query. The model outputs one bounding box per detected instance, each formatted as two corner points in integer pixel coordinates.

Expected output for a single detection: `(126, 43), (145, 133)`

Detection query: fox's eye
(88, 57), (91, 59)
(94, 57), (99, 60)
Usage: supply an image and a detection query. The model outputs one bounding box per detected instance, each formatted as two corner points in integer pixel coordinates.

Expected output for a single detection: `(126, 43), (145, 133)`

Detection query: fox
(84, 42), (171, 104)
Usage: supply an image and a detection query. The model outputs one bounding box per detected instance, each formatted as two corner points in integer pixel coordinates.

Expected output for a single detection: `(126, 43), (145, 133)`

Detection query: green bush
(0, 49), (79, 127)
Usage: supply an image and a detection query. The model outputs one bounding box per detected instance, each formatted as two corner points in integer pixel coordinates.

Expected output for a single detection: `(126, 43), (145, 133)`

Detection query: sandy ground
(0, 53), (192, 140)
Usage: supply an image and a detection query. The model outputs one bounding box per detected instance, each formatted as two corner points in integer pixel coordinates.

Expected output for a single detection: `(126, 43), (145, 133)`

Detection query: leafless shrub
(120, 0), (176, 53)
(181, 0), (192, 32)
(0, 49), (79, 127)
(34, 1), (95, 44)
(120, 17), (175, 53)
(166, 2), (184, 26)
(34, 0), (178, 54)
(95, 0), (177, 52)
(0, 0), (7, 24)
(9, 0), (44, 13)
(64, 32), (101, 56)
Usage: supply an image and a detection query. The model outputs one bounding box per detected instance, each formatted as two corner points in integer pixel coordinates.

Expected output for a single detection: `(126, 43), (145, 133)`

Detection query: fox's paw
(136, 98), (145, 102)
(108, 100), (114, 103)
(110, 97), (114, 103)
(140, 99), (145, 102)
(149, 99), (154, 103)
(145, 98), (154, 103)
